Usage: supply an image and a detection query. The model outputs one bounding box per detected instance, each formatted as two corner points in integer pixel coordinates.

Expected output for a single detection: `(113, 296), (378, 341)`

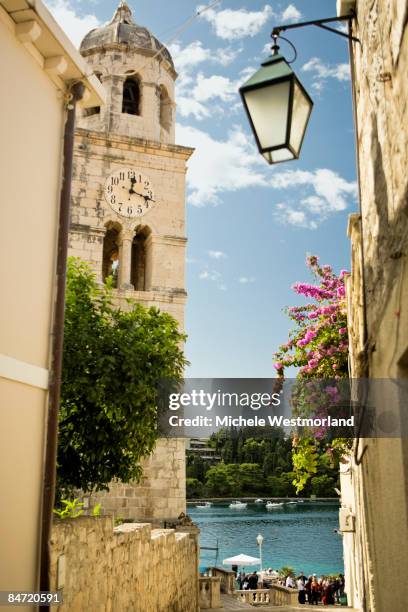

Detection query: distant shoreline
(187, 496), (339, 504)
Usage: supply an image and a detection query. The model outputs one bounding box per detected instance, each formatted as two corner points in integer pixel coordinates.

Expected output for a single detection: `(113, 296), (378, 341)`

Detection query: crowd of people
(280, 571), (345, 606)
(235, 568), (345, 606)
(237, 570), (259, 591)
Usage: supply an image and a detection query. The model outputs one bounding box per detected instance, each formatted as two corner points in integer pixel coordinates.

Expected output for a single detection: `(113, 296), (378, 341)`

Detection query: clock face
(104, 167), (155, 218)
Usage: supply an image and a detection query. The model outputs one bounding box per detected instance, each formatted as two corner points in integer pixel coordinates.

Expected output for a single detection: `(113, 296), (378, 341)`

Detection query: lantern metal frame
(239, 12), (360, 164)
(239, 55), (314, 162)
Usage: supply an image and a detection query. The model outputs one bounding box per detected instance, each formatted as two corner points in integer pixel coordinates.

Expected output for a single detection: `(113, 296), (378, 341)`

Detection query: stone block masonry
(50, 516), (199, 611)
(89, 438), (186, 522)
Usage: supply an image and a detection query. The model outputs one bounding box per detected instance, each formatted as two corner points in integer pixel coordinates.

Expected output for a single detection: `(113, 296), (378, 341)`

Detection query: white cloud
(199, 270), (221, 281)
(281, 4), (302, 22)
(302, 57), (350, 92)
(177, 97), (210, 121)
(300, 195), (327, 214)
(239, 276), (256, 284)
(169, 41), (243, 120)
(45, 0), (100, 48)
(176, 123), (266, 206)
(193, 73), (237, 103)
(262, 42), (274, 55)
(198, 4), (274, 40)
(271, 169), (357, 228)
(177, 122), (356, 220)
(270, 168), (357, 211)
(209, 250), (227, 259)
(169, 40), (239, 73)
(169, 41), (212, 73)
(275, 204), (318, 230)
(215, 46), (242, 66)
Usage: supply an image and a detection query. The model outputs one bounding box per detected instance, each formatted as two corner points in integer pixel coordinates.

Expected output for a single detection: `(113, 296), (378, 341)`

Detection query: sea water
(189, 501), (343, 577)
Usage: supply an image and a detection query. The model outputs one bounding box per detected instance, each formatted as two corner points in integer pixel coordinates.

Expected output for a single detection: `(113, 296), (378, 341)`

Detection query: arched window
(102, 226), (120, 287)
(159, 85), (172, 131)
(131, 229), (149, 290)
(122, 78), (140, 115)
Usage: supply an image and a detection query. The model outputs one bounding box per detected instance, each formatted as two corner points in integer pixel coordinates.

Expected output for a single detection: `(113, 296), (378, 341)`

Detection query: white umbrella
(223, 553), (261, 566)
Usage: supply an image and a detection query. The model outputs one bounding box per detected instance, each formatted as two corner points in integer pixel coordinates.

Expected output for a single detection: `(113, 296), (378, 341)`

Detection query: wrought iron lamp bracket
(272, 13), (360, 45)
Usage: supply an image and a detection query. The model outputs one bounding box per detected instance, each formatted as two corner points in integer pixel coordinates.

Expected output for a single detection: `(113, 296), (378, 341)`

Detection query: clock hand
(129, 176), (137, 194)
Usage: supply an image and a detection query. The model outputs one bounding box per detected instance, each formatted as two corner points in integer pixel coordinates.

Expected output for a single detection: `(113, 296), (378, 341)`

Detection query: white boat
(286, 501), (297, 505)
(255, 498), (264, 504)
(266, 501), (284, 508)
(196, 502), (212, 508)
(229, 501), (247, 509)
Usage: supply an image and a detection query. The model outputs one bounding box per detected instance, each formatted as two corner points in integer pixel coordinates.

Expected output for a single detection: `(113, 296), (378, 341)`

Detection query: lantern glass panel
(289, 80), (313, 155)
(262, 149), (294, 164)
(243, 79), (290, 150)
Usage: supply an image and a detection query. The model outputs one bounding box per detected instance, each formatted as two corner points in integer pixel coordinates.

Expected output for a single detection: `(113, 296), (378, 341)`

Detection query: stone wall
(344, 1), (408, 611)
(88, 438), (186, 522)
(50, 516), (199, 611)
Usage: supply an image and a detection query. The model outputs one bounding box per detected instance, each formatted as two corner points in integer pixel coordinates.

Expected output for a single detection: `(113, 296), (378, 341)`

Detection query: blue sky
(47, 0), (357, 377)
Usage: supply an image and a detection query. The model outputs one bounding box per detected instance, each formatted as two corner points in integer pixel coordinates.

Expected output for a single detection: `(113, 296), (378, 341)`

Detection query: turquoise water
(189, 501), (343, 577)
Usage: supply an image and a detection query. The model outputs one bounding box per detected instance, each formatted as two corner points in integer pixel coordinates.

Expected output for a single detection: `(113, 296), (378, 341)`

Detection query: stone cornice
(80, 44), (178, 80)
(75, 128), (194, 160)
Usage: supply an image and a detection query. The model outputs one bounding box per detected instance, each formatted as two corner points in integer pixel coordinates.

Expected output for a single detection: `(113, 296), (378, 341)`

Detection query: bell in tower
(78, 1), (176, 144)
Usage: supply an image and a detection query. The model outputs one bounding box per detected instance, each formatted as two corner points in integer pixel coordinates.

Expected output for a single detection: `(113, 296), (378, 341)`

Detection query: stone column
(118, 235), (134, 290)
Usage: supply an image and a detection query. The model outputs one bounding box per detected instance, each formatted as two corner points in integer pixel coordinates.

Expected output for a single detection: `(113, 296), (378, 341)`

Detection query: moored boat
(196, 501), (212, 508)
(266, 501), (284, 508)
(229, 500), (247, 508)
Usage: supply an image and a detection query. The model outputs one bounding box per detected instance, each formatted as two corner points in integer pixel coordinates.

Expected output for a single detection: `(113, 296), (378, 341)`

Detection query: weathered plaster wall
(50, 517), (199, 611)
(344, 2), (408, 611)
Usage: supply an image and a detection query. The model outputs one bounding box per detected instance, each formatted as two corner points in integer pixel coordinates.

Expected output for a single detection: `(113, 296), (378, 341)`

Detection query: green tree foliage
(310, 474), (336, 497)
(205, 463), (240, 496)
(185, 427), (338, 499)
(57, 258), (187, 498)
(186, 478), (203, 498)
(186, 454), (208, 482)
(237, 463), (264, 493)
(267, 473), (296, 497)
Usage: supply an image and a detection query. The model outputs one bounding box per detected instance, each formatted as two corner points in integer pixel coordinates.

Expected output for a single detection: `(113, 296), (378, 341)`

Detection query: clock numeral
(128, 170), (135, 179)
(137, 206), (143, 214)
(107, 185), (113, 194)
(119, 172), (125, 181)
(111, 177), (119, 186)
(111, 195), (116, 205)
(127, 206), (133, 215)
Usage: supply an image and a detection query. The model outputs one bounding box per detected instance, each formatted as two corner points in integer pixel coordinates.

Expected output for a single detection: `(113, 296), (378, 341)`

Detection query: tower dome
(77, 1), (176, 145)
(80, 1), (174, 71)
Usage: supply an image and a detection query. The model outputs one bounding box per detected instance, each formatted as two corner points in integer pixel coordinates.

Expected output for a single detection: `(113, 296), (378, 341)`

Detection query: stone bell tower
(68, 1), (193, 522)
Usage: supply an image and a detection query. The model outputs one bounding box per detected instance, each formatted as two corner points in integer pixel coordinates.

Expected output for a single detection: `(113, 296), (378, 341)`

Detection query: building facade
(0, 0), (103, 601)
(341, 0), (408, 610)
(69, 1), (194, 522)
